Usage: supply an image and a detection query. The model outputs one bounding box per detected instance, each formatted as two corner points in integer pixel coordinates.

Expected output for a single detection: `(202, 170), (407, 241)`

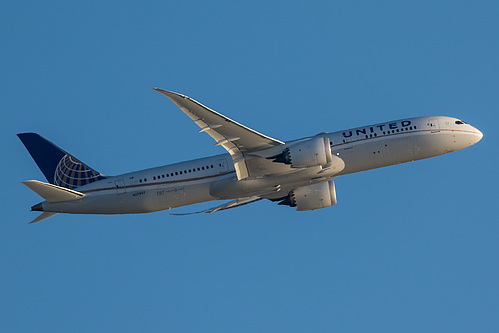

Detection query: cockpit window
(455, 120), (465, 125)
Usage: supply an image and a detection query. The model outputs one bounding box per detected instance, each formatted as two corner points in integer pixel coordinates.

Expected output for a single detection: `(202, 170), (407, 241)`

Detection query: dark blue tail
(18, 133), (106, 190)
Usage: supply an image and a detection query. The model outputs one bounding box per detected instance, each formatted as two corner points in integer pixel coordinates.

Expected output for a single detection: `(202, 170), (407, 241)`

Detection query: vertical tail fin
(18, 133), (106, 190)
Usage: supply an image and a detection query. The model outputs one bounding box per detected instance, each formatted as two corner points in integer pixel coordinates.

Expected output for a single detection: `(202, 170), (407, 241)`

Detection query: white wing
(170, 197), (263, 215)
(154, 88), (284, 179)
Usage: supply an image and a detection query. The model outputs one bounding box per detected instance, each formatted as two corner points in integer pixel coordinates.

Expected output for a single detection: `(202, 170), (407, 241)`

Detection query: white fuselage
(39, 116), (482, 214)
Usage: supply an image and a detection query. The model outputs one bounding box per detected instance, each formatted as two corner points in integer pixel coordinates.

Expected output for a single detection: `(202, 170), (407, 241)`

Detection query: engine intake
(271, 137), (332, 168)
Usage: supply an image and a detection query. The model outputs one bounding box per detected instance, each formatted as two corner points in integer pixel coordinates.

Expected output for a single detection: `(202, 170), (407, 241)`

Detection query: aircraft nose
(471, 126), (483, 144)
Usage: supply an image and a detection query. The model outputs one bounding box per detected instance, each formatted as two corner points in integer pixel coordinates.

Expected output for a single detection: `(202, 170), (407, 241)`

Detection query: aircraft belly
(410, 132), (456, 159)
(336, 132), (459, 175)
(210, 165), (339, 200)
(337, 140), (386, 174)
(42, 182), (216, 214)
(42, 191), (155, 214)
(337, 132), (461, 176)
(155, 182), (215, 209)
(383, 135), (416, 166)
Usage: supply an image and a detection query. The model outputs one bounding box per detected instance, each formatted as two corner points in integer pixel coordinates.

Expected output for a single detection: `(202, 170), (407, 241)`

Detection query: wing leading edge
(154, 88), (284, 179)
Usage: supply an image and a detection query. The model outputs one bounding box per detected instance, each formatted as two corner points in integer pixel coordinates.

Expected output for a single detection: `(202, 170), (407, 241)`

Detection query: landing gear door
(428, 118), (440, 132)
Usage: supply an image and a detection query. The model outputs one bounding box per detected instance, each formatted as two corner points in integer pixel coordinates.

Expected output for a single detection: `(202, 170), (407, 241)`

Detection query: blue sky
(2, 1), (498, 331)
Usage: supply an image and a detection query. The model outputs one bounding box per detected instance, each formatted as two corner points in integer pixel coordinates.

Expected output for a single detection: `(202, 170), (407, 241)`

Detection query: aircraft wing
(154, 88), (284, 179)
(170, 197), (263, 215)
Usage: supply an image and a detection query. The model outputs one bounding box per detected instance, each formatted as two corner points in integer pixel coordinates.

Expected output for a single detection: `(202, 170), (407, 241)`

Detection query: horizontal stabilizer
(22, 180), (85, 203)
(30, 212), (59, 224)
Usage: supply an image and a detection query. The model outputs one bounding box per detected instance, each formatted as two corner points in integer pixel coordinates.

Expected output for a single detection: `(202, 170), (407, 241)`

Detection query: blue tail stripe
(18, 133), (66, 184)
(18, 133), (106, 189)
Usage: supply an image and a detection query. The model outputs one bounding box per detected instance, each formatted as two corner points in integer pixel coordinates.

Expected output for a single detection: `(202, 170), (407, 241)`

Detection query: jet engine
(271, 137), (332, 168)
(277, 181), (337, 211)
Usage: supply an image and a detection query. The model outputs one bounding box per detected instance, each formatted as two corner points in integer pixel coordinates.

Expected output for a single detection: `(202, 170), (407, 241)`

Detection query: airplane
(18, 88), (483, 223)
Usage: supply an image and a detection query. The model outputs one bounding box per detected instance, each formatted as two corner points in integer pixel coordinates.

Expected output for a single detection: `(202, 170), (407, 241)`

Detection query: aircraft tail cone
(31, 203), (43, 211)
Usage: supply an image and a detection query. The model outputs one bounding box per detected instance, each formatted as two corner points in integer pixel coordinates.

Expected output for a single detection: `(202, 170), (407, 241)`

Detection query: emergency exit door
(114, 179), (126, 194)
(427, 118), (440, 132)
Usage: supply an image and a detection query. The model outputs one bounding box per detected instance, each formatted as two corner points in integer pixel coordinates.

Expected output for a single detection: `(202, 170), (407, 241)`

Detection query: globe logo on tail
(54, 154), (105, 189)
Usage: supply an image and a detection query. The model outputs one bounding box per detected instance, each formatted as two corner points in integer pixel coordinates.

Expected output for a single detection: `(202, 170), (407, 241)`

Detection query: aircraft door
(114, 179), (126, 194)
(427, 118), (440, 132)
(217, 158), (229, 173)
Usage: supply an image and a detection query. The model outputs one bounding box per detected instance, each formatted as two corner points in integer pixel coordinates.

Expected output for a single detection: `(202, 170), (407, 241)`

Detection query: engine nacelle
(279, 181), (337, 211)
(272, 137), (332, 168)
